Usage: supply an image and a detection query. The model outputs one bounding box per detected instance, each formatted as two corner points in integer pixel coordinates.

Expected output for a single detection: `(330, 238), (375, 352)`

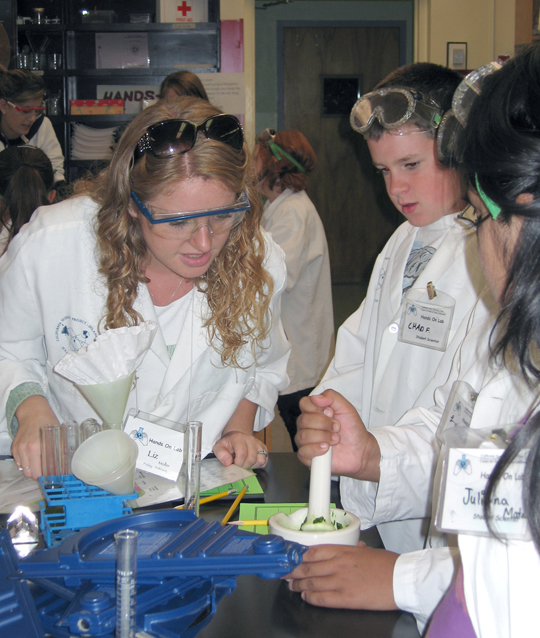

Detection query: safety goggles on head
(130, 189), (250, 238)
(350, 88), (443, 136)
(256, 128), (306, 173)
(134, 114), (244, 160)
(436, 62), (502, 166)
(7, 101), (45, 114)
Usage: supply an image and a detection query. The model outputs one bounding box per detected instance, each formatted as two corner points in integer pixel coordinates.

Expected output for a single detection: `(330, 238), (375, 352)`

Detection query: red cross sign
(177, 1), (191, 17)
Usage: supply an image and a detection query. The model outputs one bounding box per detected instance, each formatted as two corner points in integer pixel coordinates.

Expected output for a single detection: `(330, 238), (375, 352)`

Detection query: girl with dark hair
(0, 146), (55, 254)
(254, 129), (334, 450)
(0, 96), (289, 479)
(0, 67), (65, 184)
(425, 41), (540, 637)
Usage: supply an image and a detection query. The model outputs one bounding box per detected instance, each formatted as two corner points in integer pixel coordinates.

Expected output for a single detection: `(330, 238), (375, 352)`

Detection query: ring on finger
(257, 450), (268, 457)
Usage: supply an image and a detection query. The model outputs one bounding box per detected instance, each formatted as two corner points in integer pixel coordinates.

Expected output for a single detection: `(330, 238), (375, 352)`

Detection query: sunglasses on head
(134, 114), (244, 160)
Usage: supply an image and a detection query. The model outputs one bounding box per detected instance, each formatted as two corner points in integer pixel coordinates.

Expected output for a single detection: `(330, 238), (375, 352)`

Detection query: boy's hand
(296, 390), (381, 482)
(286, 543), (399, 610)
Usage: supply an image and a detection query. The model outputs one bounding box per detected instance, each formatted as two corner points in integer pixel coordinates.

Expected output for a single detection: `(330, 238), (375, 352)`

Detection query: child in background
(0, 146), (56, 254)
(298, 62), (488, 557)
(254, 129), (334, 451)
(0, 67), (65, 186)
(158, 70), (209, 101)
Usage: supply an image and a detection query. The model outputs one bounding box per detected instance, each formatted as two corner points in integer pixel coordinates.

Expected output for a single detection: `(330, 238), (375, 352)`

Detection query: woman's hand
(296, 390), (381, 482)
(286, 542), (399, 610)
(213, 398), (268, 469)
(213, 430), (268, 469)
(11, 396), (60, 480)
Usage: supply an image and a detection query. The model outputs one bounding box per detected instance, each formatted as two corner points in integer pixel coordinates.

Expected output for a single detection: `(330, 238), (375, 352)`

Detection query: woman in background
(0, 146), (55, 254)
(0, 67), (65, 185)
(254, 128), (334, 450)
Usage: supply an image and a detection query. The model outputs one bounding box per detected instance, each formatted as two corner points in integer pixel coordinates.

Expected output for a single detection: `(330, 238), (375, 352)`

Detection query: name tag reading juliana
(399, 288), (455, 351)
(436, 447), (529, 540)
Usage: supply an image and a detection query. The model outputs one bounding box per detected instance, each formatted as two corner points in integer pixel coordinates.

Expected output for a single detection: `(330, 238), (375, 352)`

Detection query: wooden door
(283, 26), (403, 283)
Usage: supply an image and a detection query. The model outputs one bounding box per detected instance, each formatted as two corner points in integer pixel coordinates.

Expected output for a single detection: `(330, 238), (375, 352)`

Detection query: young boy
(288, 63), (494, 628)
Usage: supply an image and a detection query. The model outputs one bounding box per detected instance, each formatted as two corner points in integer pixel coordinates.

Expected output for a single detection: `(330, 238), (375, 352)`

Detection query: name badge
(436, 380), (478, 444)
(399, 288), (455, 351)
(125, 411), (185, 482)
(436, 446), (529, 540)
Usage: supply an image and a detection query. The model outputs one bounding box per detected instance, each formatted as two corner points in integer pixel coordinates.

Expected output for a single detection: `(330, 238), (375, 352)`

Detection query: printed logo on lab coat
(55, 316), (97, 354)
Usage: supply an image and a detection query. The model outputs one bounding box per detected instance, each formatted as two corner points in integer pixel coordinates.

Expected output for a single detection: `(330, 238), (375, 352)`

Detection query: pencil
(174, 488), (237, 510)
(227, 520), (269, 526)
(221, 486), (248, 525)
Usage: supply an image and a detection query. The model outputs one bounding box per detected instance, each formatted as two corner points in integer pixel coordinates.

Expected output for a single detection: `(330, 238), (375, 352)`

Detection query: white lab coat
(316, 213), (487, 554)
(0, 116), (65, 183)
(459, 531), (540, 638)
(0, 196), (290, 457)
(391, 287), (537, 632)
(262, 189), (334, 393)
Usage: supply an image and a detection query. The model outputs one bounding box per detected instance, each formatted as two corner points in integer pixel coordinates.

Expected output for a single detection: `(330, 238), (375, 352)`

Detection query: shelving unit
(10, 0), (220, 181)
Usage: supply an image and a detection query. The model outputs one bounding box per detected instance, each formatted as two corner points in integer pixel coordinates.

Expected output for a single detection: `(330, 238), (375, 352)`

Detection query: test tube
(60, 420), (80, 475)
(184, 421), (202, 515)
(81, 418), (102, 441)
(115, 529), (137, 638)
(40, 424), (61, 479)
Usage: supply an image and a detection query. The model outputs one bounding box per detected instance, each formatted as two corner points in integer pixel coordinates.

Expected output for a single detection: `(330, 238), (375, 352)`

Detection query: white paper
(97, 85), (159, 115)
(203, 73), (245, 115)
(96, 33), (150, 69)
(0, 460), (44, 513)
(130, 457), (253, 508)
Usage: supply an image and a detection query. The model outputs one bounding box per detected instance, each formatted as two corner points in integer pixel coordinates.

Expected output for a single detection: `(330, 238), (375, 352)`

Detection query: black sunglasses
(134, 114), (244, 160)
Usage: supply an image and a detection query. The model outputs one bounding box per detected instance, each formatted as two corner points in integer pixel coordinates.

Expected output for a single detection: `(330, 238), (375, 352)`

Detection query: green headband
(475, 174), (501, 219)
(268, 141), (306, 173)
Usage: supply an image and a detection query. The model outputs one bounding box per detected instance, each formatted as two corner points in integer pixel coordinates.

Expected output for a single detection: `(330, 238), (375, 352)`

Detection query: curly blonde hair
(73, 97), (273, 367)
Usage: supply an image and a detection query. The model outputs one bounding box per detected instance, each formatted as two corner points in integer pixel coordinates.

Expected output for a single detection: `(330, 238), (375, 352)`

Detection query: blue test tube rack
(38, 475), (137, 547)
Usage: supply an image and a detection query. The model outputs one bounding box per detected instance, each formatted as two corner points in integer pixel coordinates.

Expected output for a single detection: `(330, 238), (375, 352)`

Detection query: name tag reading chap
(399, 287), (455, 351)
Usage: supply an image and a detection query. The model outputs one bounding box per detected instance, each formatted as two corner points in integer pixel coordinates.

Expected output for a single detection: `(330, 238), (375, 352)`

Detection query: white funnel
(76, 372), (134, 430)
(72, 429), (138, 495)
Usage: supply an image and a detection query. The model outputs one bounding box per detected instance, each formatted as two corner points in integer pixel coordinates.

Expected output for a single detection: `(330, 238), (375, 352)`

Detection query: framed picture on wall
(447, 42), (467, 70)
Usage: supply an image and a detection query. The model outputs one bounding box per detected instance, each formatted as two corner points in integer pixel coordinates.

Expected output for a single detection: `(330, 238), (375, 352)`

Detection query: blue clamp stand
(0, 509), (307, 638)
(38, 475), (136, 548)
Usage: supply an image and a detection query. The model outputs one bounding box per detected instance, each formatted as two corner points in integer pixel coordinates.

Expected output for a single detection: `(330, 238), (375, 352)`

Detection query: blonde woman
(0, 97), (290, 478)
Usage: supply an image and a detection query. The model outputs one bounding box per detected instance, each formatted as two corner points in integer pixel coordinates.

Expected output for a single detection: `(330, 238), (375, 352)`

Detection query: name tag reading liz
(436, 447), (529, 540)
(399, 289), (455, 351)
(125, 412), (184, 482)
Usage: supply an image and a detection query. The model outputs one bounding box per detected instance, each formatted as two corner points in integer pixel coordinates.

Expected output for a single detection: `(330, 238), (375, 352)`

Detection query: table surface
(0, 452), (421, 638)
(196, 453), (421, 638)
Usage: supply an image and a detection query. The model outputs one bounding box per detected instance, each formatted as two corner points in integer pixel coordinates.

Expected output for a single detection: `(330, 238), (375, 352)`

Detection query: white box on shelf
(157, 0), (208, 23)
(95, 33), (150, 69)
